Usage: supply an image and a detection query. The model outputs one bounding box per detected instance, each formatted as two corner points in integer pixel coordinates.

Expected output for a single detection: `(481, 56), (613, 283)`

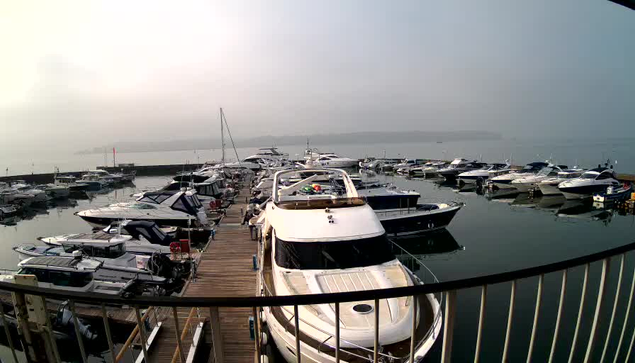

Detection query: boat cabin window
(275, 234), (395, 270)
(19, 268), (93, 287)
(63, 243), (126, 258)
(596, 172), (614, 180)
(581, 172), (599, 179)
(172, 195), (198, 214)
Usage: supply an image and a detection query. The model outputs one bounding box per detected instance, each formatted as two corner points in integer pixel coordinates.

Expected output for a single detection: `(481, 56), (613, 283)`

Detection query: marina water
(1, 173), (634, 361)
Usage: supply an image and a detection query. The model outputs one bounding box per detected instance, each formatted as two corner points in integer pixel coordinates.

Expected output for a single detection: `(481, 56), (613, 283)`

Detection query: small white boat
(537, 169), (584, 196)
(558, 166), (621, 200)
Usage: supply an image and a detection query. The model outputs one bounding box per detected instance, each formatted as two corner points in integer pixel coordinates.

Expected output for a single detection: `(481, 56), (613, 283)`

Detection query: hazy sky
(0, 0), (634, 153)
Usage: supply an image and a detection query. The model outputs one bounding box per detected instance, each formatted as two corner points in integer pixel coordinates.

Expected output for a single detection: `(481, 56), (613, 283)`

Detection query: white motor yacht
(259, 169), (442, 363)
(437, 159), (486, 181)
(511, 164), (568, 193)
(537, 169), (584, 196)
(313, 153), (359, 168)
(244, 147), (289, 163)
(490, 161), (550, 190)
(76, 190), (208, 228)
(558, 166), (621, 200)
(458, 163), (510, 185)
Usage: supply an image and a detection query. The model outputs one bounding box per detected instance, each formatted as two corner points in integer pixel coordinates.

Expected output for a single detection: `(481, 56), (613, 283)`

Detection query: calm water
(0, 174), (634, 361)
(5, 137), (635, 176)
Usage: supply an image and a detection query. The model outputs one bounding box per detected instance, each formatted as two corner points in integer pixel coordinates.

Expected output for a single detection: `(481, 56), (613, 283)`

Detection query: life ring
(170, 242), (181, 253)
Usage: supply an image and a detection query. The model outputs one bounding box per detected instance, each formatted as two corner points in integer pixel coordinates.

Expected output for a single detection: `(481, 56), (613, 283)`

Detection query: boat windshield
(581, 172), (599, 179)
(130, 204), (157, 210)
(275, 234), (395, 270)
(537, 167), (554, 176)
(63, 243), (126, 258)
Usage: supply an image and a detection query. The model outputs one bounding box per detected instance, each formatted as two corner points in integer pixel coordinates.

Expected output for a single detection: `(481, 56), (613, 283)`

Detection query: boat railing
(1, 240), (635, 362)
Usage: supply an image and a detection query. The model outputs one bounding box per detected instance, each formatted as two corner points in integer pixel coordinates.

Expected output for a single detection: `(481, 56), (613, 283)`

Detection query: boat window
(139, 194), (172, 204)
(581, 172), (599, 179)
(19, 268), (50, 283)
(275, 234), (395, 270)
(596, 172), (613, 180)
(172, 198), (188, 213)
(187, 195), (202, 208)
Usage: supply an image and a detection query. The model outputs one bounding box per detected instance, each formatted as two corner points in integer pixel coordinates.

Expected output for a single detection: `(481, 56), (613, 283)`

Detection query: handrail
(1, 241), (634, 307)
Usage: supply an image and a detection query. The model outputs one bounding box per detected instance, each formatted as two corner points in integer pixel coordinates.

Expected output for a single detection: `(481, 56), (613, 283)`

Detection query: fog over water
(1, 1), (634, 163)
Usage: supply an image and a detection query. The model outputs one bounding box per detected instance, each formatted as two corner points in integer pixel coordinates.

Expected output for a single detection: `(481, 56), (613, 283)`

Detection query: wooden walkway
(149, 183), (258, 363)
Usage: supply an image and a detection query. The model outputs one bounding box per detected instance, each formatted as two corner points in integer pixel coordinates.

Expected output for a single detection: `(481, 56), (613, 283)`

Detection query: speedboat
(375, 201), (463, 236)
(39, 220), (175, 256)
(81, 170), (122, 187)
(394, 158), (426, 175)
(76, 190), (209, 228)
(10, 181), (48, 203)
(437, 159), (486, 182)
(409, 161), (447, 178)
(458, 163), (510, 186)
(490, 161), (550, 190)
(511, 164), (568, 193)
(558, 166), (621, 200)
(537, 169), (584, 196)
(259, 169), (442, 363)
(54, 175), (91, 193)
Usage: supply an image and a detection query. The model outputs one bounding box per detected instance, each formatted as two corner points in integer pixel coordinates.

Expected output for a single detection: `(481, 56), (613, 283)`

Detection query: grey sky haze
(0, 0), (634, 153)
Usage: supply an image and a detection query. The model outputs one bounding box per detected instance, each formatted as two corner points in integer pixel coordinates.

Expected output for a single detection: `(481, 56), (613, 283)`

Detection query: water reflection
(556, 199), (614, 224)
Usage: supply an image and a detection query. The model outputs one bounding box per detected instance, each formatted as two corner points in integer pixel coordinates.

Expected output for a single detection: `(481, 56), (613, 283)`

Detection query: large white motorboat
(537, 169), (584, 196)
(76, 190), (208, 228)
(511, 164), (568, 193)
(313, 153), (359, 168)
(489, 161), (550, 190)
(558, 166), (621, 200)
(259, 169), (442, 362)
(458, 163), (510, 185)
(244, 147), (289, 164)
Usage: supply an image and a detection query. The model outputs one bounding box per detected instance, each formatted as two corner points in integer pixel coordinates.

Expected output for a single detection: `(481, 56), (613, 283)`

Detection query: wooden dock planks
(150, 183), (258, 363)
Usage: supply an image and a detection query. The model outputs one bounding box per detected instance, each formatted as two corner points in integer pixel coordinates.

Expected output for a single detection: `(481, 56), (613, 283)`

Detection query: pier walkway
(149, 184), (257, 363)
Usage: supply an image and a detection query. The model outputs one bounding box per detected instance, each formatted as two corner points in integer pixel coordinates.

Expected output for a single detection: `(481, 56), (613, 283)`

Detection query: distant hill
(76, 130), (502, 154)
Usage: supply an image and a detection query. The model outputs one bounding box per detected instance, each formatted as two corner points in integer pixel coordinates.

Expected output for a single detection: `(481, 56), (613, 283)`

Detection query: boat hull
(376, 204), (462, 236)
(77, 215), (195, 228)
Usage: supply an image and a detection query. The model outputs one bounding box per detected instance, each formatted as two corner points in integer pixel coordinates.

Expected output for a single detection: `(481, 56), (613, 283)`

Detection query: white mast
(220, 107), (225, 165)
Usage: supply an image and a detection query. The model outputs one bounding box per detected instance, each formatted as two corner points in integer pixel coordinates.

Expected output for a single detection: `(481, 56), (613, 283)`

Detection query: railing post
(549, 269), (568, 363)
(209, 306), (225, 363)
(614, 262), (635, 363)
(474, 285), (487, 363)
(253, 306), (261, 363)
(134, 307), (150, 362)
(527, 274), (544, 362)
(601, 254), (624, 362)
(409, 295), (418, 363)
(502, 280), (517, 362)
(101, 304), (116, 363)
(374, 298), (380, 363)
(569, 263), (590, 363)
(294, 305), (301, 362)
(335, 302), (340, 363)
(583, 257), (611, 363)
(173, 307), (186, 363)
(69, 301), (88, 363)
(441, 290), (457, 363)
(0, 303), (19, 363)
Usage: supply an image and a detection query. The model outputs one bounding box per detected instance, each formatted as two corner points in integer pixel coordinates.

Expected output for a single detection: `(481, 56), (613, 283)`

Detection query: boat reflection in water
(556, 199), (614, 225)
(536, 195), (566, 211)
(484, 187), (521, 202)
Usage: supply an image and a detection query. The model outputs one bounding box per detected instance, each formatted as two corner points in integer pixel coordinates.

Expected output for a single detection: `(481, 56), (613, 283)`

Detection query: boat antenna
(220, 108), (242, 166)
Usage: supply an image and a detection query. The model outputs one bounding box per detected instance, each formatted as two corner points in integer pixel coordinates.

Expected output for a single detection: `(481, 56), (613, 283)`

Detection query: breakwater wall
(0, 163), (205, 184)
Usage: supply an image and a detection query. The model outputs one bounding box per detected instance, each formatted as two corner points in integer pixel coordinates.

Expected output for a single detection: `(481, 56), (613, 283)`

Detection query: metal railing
(1, 241), (635, 362)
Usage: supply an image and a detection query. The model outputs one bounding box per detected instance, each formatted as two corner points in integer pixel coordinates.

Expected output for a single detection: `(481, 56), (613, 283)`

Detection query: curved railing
(1, 240), (635, 362)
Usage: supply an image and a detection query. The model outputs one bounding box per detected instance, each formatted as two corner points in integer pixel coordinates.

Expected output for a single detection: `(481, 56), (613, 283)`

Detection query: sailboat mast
(220, 107), (225, 164)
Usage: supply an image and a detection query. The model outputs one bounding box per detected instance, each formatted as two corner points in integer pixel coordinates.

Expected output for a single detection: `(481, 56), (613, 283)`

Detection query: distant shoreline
(76, 130), (502, 155)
